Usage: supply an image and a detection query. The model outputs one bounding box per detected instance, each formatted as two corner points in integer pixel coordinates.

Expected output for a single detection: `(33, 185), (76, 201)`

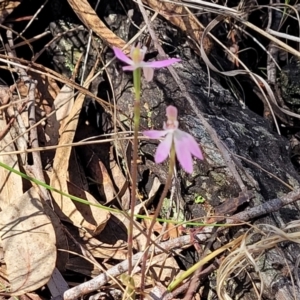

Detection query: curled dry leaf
(50, 69), (110, 235)
(72, 122), (130, 208)
(0, 188), (56, 296)
(83, 149), (130, 207)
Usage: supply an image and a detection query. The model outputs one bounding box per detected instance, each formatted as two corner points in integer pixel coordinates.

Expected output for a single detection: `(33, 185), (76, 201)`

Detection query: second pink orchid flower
(144, 106), (203, 173)
(113, 45), (181, 81)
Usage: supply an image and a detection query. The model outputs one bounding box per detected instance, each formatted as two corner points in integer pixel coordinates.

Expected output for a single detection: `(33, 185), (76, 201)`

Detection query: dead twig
(228, 189), (300, 224)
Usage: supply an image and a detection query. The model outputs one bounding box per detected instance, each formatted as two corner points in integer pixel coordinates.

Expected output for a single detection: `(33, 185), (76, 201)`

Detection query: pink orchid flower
(143, 106), (203, 173)
(112, 45), (181, 81)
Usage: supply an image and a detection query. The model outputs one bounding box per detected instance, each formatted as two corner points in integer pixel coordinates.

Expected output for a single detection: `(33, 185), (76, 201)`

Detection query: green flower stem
(128, 67), (142, 275)
(140, 143), (176, 292)
(133, 68), (141, 100)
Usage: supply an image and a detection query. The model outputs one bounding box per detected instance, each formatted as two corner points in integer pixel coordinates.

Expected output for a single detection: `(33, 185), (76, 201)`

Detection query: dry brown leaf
(112, 213), (148, 253)
(72, 141), (129, 206)
(80, 226), (128, 260)
(0, 261), (9, 292)
(80, 211), (149, 260)
(55, 85), (75, 123)
(45, 84), (74, 146)
(19, 293), (44, 300)
(66, 0), (127, 51)
(134, 177), (161, 215)
(96, 154), (130, 207)
(50, 69), (110, 235)
(0, 0), (21, 24)
(66, 257), (101, 278)
(28, 71), (60, 114)
(143, 217), (163, 233)
(41, 190), (69, 271)
(133, 254), (181, 289)
(109, 149), (130, 208)
(98, 159), (116, 203)
(149, 254), (182, 285)
(0, 188), (56, 296)
(161, 223), (182, 240)
(67, 182), (110, 235)
(0, 87), (23, 205)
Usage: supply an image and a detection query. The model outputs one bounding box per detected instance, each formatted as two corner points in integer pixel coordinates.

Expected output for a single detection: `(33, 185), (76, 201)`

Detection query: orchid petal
(123, 65), (136, 71)
(143, 67), (154, 82)
(174, 130), (201, 173)
(174, 140), (193, 173)
(155, 133), (173, 164)
(144, 58), (181, 69)
(113, 47), (133, 65)
(166, 106), (178, 120)
(143, 130), (168, 139)
(165, 106), (179, 129)
(188, 135), (203, 160)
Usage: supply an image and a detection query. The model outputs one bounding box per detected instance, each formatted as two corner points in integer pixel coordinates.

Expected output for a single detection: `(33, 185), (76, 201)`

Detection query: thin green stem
(133, 67), (141, 99)
(140, 143), (176, 292)
(128, 67), (141, 276)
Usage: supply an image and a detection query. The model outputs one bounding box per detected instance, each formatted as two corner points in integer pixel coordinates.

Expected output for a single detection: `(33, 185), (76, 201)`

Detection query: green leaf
(194, 194), (205, 204)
